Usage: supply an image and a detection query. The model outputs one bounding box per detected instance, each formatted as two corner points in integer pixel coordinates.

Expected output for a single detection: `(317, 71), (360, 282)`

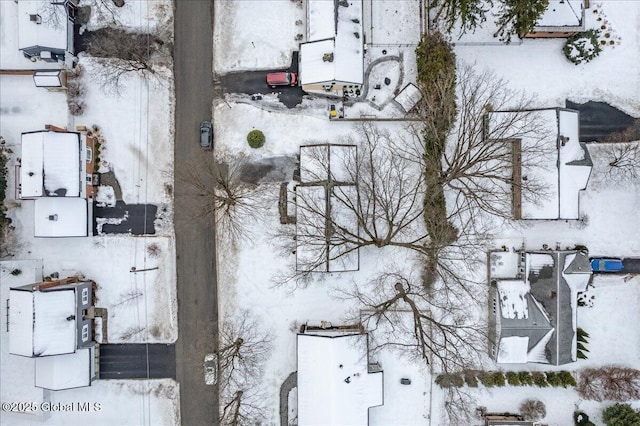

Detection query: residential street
(174, 1), (218, 425)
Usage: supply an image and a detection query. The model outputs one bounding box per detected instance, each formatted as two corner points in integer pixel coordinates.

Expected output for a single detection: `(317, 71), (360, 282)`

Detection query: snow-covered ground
(0, 0), (178, 424)
(213, 0), (640, 424)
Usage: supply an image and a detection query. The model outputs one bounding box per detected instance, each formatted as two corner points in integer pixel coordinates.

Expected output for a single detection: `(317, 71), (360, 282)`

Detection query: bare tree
(179, 155), (272, 242)
(340, 271), (486, 373)
(578, 366), (640, 401)
(86, 27), (169, 93)
(600, 142), (640, 183)
(216, 311), (272, 426)
(417, 64), (554, 222)
(519, 399), (547, 421)
(287, 124), (431, 276)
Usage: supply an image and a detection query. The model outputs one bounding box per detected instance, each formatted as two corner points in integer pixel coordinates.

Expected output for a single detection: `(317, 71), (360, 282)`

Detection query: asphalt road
(99, 344), (175, 379)
(174, 1), (218, 425)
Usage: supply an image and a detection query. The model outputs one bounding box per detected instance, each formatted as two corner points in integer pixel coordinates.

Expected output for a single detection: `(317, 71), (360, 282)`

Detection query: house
(297, 323), (383, 426)
(488, 108), (592, 220)
(485, 413), (534, 426)
(17, 0), (77, 63)
(9, 277), (97, 390)
(299, 0), (364, 96)
(19, 128), (94, 237)
(488, 249), (592, 365)
(525, 0), (587, 38)
(296, 144), (359, 272)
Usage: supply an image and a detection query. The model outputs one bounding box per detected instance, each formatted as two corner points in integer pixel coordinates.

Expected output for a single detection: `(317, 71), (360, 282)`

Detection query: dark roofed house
(488, 249), (592, 365)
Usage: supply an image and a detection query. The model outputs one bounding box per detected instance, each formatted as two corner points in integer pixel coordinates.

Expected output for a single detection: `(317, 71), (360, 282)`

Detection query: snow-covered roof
(33, 70), (62, 87)
(394, 83), (423, 112)
(489, 251), (520, 279)
(308, 0), (335, 40)
(21, 131), (82, 198)
(297, 333), (383, 426)
(34, 197), (88, 237)
(497, 279), (530, 320)
(491, 250), (592, 365)
(497, 336), (529, 363)
(503, 108), (591, 220)
(536, 0), (583, 27)
(9, 288), (77, 357)
(18, 0), (69, 51)
(300, 0), (363, 85)
(297, 144), (358, 272)
(300, 144), (355, 184)
(35, 347), (93, 390)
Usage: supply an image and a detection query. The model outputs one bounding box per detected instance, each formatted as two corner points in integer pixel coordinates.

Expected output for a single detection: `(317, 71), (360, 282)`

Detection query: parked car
(266, 72), (298, 88)
(590, 258), (623, 272)
(200, 121), (213, 149)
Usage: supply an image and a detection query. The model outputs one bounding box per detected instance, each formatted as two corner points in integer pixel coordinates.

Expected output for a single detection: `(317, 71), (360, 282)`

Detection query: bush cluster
(435, 370), (577, 388)
(247, 129), (265, 149)
(563, 30), (602, 65)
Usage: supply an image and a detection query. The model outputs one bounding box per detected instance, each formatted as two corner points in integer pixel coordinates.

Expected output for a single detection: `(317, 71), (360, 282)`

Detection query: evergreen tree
(493, 0), (549, 43)
(602, 403), (640, 426)
(431, 0), (492, 34)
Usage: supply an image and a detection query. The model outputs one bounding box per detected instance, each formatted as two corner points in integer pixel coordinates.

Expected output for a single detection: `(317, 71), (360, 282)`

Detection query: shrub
(463, 369), (478, 387)
(602, 403), (640, 426)
(506, 371), (520, 386)
(492, 371), (506, 387)
(577, 327), (590, 342)
(435, 373), (464, 388)
(520, 398), (547, 421)
(532, 372), (548, 387)
(415, 32), (456, 89)
(559, 370), (577, 387)
(478, 371), (495, 387)
(518, 371), (534, 385)
(247, 129), (265, 149)
(563, 30), (602, 65)
(546, 372), (563, 387)
(575, 411), (596, 426)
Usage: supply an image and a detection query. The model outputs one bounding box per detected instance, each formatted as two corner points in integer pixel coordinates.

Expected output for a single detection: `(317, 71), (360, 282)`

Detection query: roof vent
(48, 214), (58, 221)
(30, 14), (42, 24)
(322, 53), (334, 62)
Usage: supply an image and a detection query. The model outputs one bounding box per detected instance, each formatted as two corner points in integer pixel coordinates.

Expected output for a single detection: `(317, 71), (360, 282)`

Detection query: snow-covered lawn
(454, 1), (640, 116)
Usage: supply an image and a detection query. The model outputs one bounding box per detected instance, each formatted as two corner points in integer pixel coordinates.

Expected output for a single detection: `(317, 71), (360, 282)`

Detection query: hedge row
(436, 370), (577, 389)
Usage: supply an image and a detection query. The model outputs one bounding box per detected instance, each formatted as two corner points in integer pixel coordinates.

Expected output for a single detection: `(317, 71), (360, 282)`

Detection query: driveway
(174, 1), (218, 425)
(217, 51), (306, 108)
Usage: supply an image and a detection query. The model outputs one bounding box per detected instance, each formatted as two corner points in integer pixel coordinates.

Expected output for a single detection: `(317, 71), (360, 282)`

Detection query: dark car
(266, 72), (298, 88)
(590, 258), (623, 272)
(200, 121), (213, 149)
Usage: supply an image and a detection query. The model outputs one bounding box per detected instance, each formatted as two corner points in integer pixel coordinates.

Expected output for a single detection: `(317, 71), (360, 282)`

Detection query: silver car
(200, 121), (213, 149)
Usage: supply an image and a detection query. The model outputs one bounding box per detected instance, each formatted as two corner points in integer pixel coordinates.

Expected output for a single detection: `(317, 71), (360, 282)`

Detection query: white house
(299, 0), (364, 95)
(20, 129), (94, 237)
(488, 249), (592, 365)
(526, 0), (587, 38)
(9, 278), (96, 390)
(488, 108), (592, 220)
(296, 144), (359, 272)
(17, 0), (77, 63)
(297, 327), (383, 425)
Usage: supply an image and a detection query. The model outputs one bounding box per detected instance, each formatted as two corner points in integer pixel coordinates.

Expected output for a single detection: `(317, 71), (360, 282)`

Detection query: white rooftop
(297, 333), (383, 426)
(35, 347), (93, 390)
(33, 70), (63, 87)
(497, 336), (529, 363)
(21, 131), (82, 198)
(300, 144), (355, 184)
(34, 197), (88, 237)
(492, 109), (590, 220)
(301, 0), (363, 85)
(18, 0), (69, 51)
(308, 0), (335, 40)
(536, 0), (583, 27)
(9, 288), (77, 357)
